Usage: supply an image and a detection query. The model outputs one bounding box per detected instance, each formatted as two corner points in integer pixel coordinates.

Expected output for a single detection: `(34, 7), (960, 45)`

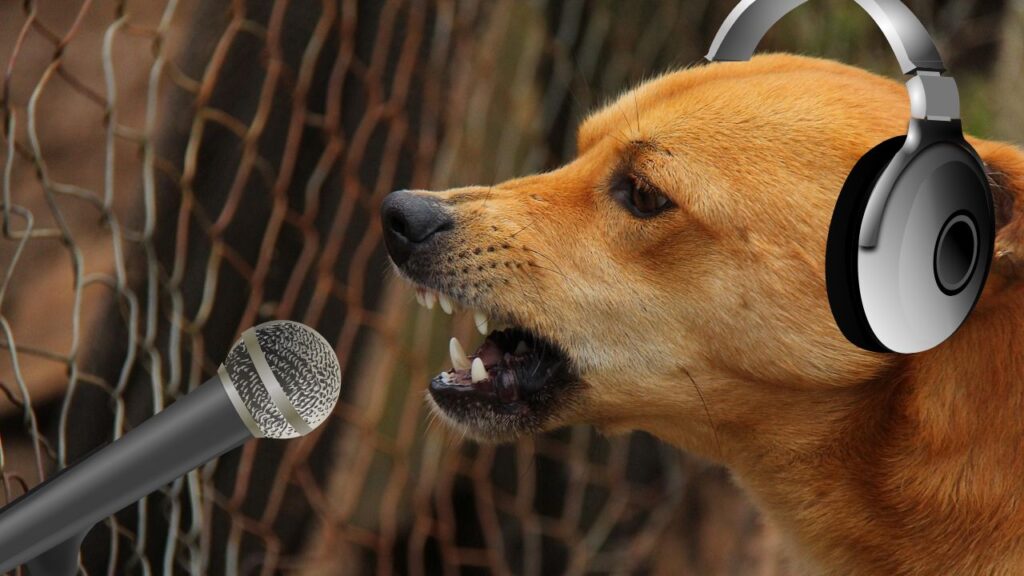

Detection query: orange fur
(413, 54), (1024, 573)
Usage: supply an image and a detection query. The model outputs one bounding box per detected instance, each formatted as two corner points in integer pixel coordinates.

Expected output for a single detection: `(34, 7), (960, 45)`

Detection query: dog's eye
(611, 174), (673, 218)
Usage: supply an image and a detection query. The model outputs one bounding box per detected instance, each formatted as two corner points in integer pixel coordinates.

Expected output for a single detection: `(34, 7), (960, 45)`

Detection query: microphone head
(219, 320), (342, 439)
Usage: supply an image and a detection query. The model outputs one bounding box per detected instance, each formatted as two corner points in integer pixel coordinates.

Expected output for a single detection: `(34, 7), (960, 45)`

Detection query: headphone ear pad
(825, 136), (907, 353)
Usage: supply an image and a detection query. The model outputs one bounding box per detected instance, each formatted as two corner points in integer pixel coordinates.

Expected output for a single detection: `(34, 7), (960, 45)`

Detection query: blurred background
(0, 0), (1020, 574)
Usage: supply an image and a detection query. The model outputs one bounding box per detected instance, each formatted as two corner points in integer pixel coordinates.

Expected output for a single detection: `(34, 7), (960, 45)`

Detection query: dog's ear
(974, 141), (1024, 280)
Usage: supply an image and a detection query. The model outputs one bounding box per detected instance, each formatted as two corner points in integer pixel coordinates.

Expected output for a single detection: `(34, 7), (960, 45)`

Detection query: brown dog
(380, 54), (1024, 574)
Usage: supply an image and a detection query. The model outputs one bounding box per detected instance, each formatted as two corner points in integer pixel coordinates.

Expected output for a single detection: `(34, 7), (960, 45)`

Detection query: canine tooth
(439, 294), (453, 314)
(515, 341), (529, 355)
(415, 290), (426, 307)
(471, 357), (488, 383)
(424, 291), (436, 310)
(474, 311), (488, 335)
(449, 337), (471, 371)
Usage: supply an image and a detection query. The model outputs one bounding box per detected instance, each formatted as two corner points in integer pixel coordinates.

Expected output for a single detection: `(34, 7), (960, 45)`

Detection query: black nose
(381, 190), (454, 267)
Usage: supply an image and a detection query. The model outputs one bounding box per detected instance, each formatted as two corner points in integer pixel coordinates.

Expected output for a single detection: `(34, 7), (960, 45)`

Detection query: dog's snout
(381, 190), (454, 266)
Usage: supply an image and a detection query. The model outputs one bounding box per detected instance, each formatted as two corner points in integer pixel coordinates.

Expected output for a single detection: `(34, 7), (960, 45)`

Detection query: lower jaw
(425, 395), (534, 442)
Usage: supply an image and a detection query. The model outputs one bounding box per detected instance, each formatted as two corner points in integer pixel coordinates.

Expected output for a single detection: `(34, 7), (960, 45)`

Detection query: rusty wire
(0, 0), (1011, 574)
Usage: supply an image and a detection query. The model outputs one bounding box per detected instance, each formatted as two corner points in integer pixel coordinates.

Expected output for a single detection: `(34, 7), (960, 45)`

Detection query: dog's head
(381, 54), (1024, 451)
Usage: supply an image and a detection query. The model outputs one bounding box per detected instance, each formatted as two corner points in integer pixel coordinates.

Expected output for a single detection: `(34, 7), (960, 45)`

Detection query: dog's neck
(654, 276), (1024, 573)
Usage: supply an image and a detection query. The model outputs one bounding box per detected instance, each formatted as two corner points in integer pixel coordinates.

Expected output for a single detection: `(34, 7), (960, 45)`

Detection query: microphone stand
(22, 528), (90, 576)
(0, 379), (249, 575)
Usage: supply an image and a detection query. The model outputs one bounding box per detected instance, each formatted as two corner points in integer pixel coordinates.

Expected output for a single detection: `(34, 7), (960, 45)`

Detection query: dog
(380, 54), (1024, 574)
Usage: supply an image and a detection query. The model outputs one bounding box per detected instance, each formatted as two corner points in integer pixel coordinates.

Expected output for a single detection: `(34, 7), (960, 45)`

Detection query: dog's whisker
(424, 410), (438, 434)
(518, 264), (548, 301)
(520, 262), (567, 282)
(530, 346), (547, 378)
(478, 183), (497, 221)
(633, 91), (643, 135)
(459, 183), (498, 229)
(612, 92), (639, 139)
(683, 366), (721, 460)
(603, 127), (631, 148)
(508, 214), (539, 239)
(522, 247), (574, 282)
(517, 444), (537, 486)
(614, 127), (633, 148)
(561, 38), (592, 115)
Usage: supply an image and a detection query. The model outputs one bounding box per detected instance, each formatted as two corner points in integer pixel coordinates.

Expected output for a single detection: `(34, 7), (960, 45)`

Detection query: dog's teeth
(415, 289), (426, 308)
(449, 337), (471, 371)
(515, 341), (529, 355)
(424, 291), (436, 310)
(439, 294), (453, 314)
(471, 357), (488, 383)
(474, 311), (488, 335)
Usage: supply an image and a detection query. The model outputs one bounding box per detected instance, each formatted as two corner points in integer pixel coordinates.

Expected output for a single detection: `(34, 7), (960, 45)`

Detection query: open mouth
(436, 328), (568, 410)
(412, 286), (579, 437)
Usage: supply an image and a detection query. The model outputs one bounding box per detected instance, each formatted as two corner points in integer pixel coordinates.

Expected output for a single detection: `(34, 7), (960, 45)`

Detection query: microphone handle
(0, 375), (252, 572)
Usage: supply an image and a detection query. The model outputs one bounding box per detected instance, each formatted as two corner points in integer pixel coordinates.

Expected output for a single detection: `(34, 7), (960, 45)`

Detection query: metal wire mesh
(0, 0), (1013, 574)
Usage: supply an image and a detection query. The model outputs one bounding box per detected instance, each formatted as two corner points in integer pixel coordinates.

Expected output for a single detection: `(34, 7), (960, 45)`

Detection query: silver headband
(705, 0), (959, 122)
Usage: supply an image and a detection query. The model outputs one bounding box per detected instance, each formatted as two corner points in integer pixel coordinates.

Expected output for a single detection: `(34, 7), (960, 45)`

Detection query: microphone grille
(221, 321), (341, 439)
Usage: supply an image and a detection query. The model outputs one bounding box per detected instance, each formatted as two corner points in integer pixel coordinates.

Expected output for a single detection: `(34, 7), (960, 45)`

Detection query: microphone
(0, 320), (342, 575)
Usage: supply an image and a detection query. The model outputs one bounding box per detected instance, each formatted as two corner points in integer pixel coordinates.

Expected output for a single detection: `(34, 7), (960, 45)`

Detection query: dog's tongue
(471, 334), (526, 403)
(474, 336), (505, 366)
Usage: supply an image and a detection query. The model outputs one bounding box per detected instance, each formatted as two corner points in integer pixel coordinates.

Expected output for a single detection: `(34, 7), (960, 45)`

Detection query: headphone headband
(706, 0), (944, 74)
(700, 1), (954, 120)
(705, 0), (959, 123)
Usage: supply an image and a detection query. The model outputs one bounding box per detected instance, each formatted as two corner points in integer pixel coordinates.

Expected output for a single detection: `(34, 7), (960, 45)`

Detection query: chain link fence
(0, 1), (1015, 574)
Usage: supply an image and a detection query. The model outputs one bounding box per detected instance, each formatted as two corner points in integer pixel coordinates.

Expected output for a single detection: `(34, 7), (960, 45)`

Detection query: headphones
(707, 0), (995, 354)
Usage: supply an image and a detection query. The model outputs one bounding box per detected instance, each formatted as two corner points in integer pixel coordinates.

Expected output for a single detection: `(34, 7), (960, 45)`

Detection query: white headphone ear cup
(854, 144), (994, 354)
(826, 137), (906, 353)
